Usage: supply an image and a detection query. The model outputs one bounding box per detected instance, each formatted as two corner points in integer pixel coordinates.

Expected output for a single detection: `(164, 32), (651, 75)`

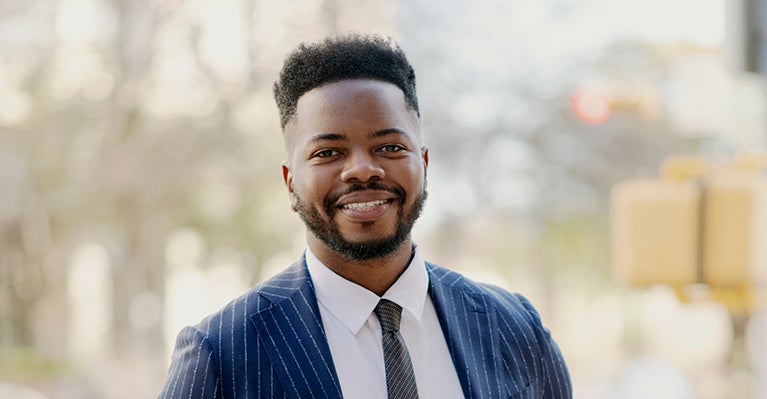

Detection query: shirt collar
(305, 245), (429, 335)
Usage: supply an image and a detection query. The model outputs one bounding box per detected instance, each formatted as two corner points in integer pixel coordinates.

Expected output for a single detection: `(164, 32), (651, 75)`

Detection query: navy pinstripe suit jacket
(159, 258), (572, 399)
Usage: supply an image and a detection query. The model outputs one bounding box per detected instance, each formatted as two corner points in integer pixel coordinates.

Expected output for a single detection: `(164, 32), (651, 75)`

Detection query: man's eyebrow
(310, 129), (408, 142)
(310, 133), (346, 143)
(370, 128), (408, 138)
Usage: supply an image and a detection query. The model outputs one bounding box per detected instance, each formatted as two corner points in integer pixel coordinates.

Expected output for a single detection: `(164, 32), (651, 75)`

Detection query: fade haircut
(273, 34), (419, 129)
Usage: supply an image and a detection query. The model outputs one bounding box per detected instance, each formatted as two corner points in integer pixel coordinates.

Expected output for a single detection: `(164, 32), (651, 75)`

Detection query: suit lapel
(250, 261), (343, 399)
(428, 264), (503, 399)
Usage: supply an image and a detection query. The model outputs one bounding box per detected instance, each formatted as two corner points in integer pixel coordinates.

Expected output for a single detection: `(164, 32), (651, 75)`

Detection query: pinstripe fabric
(159, 258), (572, 399)
(427, 264), (572, 398)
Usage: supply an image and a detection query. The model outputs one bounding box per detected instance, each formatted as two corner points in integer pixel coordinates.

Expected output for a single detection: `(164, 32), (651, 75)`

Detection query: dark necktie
(374, 299), (419, 399)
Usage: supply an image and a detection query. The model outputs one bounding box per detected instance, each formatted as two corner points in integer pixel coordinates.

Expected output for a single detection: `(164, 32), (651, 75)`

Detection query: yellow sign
(611, 154), (767, 311)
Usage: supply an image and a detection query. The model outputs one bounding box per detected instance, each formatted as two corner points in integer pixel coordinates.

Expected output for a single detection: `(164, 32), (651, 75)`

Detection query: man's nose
(340, 151), (385, 183)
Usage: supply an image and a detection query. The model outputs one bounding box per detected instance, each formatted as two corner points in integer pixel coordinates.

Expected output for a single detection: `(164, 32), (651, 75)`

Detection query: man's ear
(421, 146), (429, 171)
(282, 161), (298, 212)
(281, 161), (292, 189)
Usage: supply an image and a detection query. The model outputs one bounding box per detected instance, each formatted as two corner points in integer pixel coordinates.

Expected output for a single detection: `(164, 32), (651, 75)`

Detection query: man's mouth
(340, 199), (392, 210)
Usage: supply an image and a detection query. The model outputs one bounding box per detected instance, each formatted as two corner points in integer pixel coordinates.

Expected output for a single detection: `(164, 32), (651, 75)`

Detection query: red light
(571, 89), (611, 125)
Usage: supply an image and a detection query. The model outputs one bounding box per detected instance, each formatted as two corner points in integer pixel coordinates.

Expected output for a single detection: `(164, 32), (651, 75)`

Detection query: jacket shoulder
(426, 262), (542, 328)
(426, 262), (572, 397)
(193, 258), (310, 336)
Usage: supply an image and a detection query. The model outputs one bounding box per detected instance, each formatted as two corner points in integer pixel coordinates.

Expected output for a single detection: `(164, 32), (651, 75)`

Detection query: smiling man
(159, 34), (572, 399)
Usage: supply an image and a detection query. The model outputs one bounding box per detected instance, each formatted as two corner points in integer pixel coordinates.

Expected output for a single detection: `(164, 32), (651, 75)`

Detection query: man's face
(282, 79), (428, 261)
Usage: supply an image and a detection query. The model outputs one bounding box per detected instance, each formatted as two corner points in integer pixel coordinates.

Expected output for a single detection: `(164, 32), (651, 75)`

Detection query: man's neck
(307, 236), (414, 297)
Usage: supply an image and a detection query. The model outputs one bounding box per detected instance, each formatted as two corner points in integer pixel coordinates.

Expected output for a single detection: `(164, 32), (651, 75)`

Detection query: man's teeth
(342, 200), (387, 210)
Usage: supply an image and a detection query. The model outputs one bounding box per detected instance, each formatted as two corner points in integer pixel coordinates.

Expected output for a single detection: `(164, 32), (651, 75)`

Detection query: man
(159, 34), (571, 399)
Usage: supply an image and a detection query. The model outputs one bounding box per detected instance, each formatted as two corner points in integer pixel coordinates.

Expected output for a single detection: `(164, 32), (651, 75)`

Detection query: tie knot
(374, 299), (402, 333)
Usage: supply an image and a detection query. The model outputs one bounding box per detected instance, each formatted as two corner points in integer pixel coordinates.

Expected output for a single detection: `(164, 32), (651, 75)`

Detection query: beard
(294, 182), (427, 262)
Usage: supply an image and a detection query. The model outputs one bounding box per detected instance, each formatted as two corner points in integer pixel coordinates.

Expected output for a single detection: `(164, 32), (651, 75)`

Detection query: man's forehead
(295, 79), (408, 111)
(283, 79), (420, 151)
(284, 79), (419, 140)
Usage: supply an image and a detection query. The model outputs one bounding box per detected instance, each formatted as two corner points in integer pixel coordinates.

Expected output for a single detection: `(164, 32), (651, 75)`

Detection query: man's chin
(295, 193), (420, 261)
(328, 234), (406, 261)
(338, 229), (396, 245)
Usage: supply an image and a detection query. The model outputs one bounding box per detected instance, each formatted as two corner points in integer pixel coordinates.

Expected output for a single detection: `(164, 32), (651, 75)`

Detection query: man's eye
(313, 149), (340, 158)
(379, 145), (403, 153)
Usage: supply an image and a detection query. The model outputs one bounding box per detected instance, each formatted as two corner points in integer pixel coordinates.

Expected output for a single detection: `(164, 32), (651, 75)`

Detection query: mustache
(324, 182), (406, 212)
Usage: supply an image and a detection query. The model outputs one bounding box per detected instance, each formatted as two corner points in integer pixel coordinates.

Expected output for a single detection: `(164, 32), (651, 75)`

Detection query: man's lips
(334, 190), (397, 221)
(336, 190), (397, 209)
(340, 199), (393, 210)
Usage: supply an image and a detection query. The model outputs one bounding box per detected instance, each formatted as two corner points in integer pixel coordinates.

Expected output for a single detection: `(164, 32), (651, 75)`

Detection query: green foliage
(0, 348), (68, 382)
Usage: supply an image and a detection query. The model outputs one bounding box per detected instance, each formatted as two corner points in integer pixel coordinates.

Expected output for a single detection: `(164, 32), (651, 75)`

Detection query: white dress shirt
(305, 246), (465, 399)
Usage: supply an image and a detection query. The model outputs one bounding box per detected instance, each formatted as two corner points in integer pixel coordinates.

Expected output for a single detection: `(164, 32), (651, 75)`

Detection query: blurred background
(1, 0), (766, 398)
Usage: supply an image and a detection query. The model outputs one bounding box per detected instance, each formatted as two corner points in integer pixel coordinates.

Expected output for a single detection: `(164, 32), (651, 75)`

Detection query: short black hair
(273, 34), (419, 129)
